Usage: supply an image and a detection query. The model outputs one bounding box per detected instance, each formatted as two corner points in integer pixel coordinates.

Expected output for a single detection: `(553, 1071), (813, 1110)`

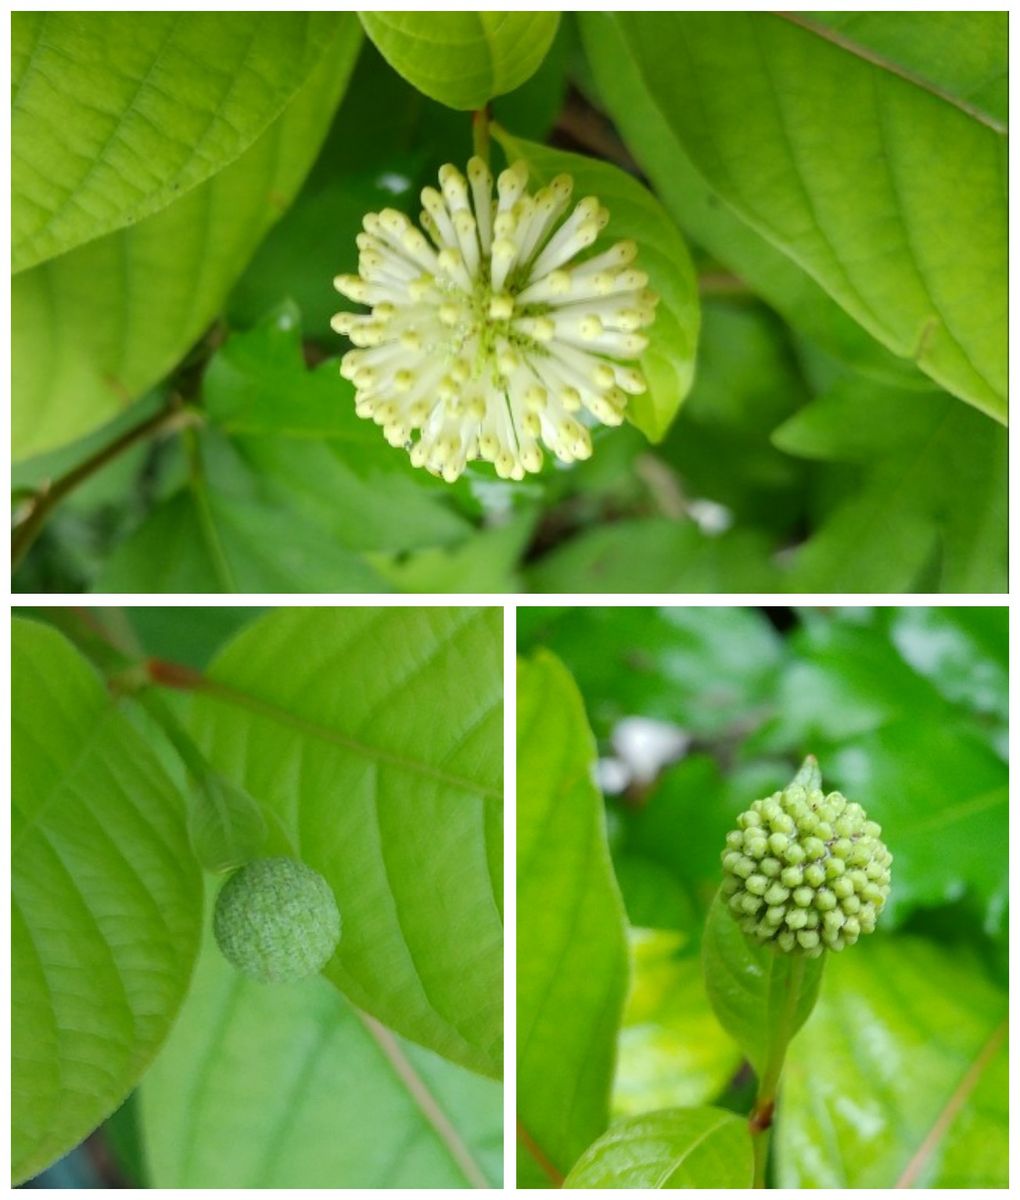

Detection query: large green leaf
(11, 618), (202, 1184)
(517, 651), (629, 1186)
(587, 13), (1006, 419)
(12, 18), (361, 461)
(564, 1108), (754, 1188)
(189, 608), (503, 1078)
(142, 918), (501, 1187)
(578, 13), (931, 391)
(359, 12), (559, 109)
(776, 936), (1007, 1187)
(615, 929), (741, 1116)
(12, 13), (342, 272)
(494, 129), (699, 443)
(702, 891), (824, 1079)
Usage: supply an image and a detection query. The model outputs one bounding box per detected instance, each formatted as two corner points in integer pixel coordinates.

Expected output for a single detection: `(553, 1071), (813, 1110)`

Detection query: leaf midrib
(200, 674), (502, 801)
(777, 12), (1008, 135)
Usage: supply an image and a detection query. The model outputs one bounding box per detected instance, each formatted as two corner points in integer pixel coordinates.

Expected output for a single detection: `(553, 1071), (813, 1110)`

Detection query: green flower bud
(214, 857), (341, 984)
(719, 757), (892, 958)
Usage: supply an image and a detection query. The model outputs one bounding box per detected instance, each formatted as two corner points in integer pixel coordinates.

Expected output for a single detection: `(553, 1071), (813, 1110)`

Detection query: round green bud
(719, 758), (892, 958)
(214, 857), (341, 984)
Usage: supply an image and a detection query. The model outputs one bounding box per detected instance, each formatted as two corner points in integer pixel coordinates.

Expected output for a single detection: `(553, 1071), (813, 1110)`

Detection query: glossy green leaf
(564, 1107), (754, 1188)
(12, 618), (202, 1184)
(12, 19), (361, 461)
(586, 13), (1006, 419)
(517, 651), (629, 1185)
(615, 930), (741, 1116)
(579, 13), (931, 391)
(359, 12), (559, 109)
(780, 389), (1006, 592)
(494, 129), (699, 443)
(12, 13), (343, 272)
(702, 891), (824, 1079)
(776, 936), (1007, 1187)
(142, 919), (501, 1186)
(526, 520), (779, 594)
(189, 608), (503, 1078)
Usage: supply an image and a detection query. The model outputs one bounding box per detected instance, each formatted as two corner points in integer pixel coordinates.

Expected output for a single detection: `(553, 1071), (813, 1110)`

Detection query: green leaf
(578, 12), (931, 391)
(517, 607), (783, 741)
(12, 18), (361, 461)
(702, 891), (824, 1079)
(517, 651), (629, 1185)
(12, 13), (345, 273)
(615, 929), (742, 1116)
(93, 472), (392, 595)
(359, 12), (560, 110)
(189, 608), (503, 1078)
(12, 618), (202, 1183)
(780, 389), (1006, 592)
(494, 129), (699, 443)
(564, 1107), (754, 1188)
(526, 520), (779, 594)
(776, 936), (1007, 1187)
(588, 13), (1006, 419)
(142, 919), (501, 1186)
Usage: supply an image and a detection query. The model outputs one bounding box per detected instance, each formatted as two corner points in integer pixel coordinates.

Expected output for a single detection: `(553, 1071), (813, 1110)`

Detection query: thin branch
(895, 1017), (1007, 1188)
(356, 1009), (491, 1189)
(516, 1118), (566, 1187)
(11, 402), (199, 570)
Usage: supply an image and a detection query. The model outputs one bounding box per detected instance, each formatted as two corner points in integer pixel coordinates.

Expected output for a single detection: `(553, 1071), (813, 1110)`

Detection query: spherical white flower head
(332, 158), (658, 482)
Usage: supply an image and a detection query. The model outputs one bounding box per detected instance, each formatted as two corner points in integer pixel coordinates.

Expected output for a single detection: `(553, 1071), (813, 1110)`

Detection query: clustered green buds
(721, 758), (891, 957)
(213, 857), (341, 984)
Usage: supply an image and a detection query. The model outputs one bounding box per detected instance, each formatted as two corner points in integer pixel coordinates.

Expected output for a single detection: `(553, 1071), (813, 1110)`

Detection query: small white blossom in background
(332, 158), (658, 482)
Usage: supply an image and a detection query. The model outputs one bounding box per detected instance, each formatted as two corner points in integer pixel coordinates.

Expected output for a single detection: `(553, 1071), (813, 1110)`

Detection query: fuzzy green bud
(214, 857), (341, 984)
(720, 757), (891, 958)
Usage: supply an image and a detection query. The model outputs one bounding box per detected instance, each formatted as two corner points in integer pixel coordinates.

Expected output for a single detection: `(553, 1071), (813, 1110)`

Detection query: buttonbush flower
(721, 770), (892, 957)
(332, 158), (658, 481)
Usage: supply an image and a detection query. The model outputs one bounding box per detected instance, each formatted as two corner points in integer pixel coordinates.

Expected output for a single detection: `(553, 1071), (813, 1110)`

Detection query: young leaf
(187, 772), (269, 874)
(12, 13), (346, 272)
(493, 128), (699, 444)
(702, 890), (823, 1079)
(585, 13), (1006, 420)
(776, 936), (1007, 1187)
(564, 1108), (754, 1188)
(189, 608), (504, 1078)
(12, 18), (361, 461)
(517, 651), (629, 1186)
(12, 618), (202, 1184)
(359, 12), (560, 110)
(141, 921), (501, 1186)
